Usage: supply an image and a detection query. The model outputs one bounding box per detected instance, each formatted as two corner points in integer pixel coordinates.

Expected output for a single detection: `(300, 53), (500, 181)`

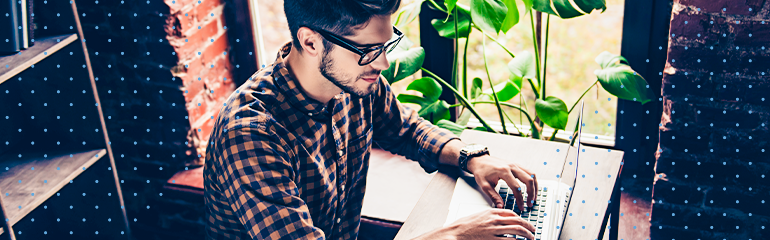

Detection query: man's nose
(369, 51), (390, 71)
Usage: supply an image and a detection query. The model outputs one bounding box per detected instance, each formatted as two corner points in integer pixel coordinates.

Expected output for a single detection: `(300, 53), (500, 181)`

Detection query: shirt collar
(271, 41), (338, 117)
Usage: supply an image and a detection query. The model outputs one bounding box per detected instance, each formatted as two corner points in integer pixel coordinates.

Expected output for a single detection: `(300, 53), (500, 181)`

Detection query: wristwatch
(458, 144), (489, 174)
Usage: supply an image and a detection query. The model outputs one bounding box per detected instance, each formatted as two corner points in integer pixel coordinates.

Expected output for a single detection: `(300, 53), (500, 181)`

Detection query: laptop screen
(554, 99), (586, 235)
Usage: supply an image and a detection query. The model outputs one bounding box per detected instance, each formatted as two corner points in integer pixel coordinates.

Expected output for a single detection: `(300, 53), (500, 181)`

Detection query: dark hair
(284, 0), (402, 55)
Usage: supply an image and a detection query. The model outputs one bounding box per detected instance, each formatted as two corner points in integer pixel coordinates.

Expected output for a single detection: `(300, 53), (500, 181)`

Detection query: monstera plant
(386, 0), (655, 141)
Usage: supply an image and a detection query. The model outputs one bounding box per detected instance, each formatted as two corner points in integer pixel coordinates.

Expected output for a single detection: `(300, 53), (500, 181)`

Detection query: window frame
(418, 0), (670, 152)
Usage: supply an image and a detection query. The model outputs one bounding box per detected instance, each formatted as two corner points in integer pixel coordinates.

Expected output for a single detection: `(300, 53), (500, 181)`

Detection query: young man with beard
(204, 0), (538, 239)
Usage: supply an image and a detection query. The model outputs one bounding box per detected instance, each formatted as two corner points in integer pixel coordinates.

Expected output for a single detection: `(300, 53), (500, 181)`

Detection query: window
(251, 0), (292, 66)
(450, 0), (625, 139)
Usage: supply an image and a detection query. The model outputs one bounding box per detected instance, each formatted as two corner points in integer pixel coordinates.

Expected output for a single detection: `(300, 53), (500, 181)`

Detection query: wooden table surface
(361, 148), (436, 222)
(394, 130), (624, 240)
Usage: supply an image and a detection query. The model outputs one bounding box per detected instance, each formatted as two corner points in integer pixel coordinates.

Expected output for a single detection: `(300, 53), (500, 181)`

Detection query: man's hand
(414, 209), (536, 240)
(468, 155), (538, 212)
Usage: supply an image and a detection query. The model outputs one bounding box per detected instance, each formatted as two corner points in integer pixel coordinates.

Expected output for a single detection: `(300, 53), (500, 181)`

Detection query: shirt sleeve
(371, 76), (460, 173)
(216, 125), (325, 240)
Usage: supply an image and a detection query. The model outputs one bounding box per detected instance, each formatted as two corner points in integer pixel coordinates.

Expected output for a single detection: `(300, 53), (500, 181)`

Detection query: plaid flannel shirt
(204, 42), (459, 239)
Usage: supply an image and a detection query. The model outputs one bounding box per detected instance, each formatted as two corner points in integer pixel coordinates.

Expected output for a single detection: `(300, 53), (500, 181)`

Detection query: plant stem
(529, 9), (542, 93)
(451, 6), (459, 98)
(426, 0), (446, 13)
(471, 25), (515, 58)
(482, 37), (508, 134)
(502, 110), (523, 136)
(472, 101), (541, 139)
(527, 78), (540, 99)
(569, 80), (599, 114)
(542, 14), (550, 100)
(471, 101), (534, 127)
(463, 21), (470, 98)
(422, 68), (498, 133)
(549, 128), (558, 141)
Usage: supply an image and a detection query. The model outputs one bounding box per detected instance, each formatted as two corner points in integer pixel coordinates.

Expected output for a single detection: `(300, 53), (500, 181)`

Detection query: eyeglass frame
(302, 25), (404, 66)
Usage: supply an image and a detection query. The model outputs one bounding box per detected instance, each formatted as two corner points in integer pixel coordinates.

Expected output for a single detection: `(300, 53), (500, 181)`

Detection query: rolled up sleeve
(371, 77), (460, 173)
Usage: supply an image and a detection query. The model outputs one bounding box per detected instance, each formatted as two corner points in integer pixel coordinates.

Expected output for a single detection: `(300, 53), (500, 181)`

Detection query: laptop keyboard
(497, 183), (548, 240)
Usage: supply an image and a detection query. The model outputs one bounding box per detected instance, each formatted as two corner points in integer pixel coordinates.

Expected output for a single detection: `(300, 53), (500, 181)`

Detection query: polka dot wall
(649, 1), (769, 240)
(0, 0), (767, 240)
(0, 0), (243, 238)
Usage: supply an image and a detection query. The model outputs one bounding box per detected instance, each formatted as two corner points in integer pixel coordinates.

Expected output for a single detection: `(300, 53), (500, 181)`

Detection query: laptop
(443, 100), (586, 240)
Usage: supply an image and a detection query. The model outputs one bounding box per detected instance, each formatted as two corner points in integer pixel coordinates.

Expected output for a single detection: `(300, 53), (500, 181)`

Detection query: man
(204, 0), (538, 239)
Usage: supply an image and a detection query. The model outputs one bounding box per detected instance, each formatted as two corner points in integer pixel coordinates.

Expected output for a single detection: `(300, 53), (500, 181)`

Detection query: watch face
(465, 144), (486, 153)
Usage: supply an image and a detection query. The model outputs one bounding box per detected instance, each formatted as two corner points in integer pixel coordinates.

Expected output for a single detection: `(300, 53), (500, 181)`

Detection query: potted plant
(383, 0), (655, 141)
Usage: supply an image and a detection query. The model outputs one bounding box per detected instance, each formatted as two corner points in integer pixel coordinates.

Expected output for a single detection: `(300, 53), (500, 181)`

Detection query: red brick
(201, 33), (229, 65)
(194, 0), (223, 22)
(732, 21), (770, 46)
(207, 72), (234, 101)
(186, 94), (209, 125)
(677, 0), (758, 15)
(181, 18), (219, 54)
(659, 127), (712, 154)
(166, 0), (195, 13)
(210, 55), (231, 80)
(182, 58), (201, 79)
(182, 75), (205, 103)
(670, 11), (708, 40)
(693, 105), (761, 129)
(171, 9), (196, 36)
(662, 71), (715, 99)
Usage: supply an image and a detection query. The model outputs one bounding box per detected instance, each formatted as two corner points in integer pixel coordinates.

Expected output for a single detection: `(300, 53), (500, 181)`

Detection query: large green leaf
(521, 0), (533, 13)
(532, 0), (606, 19)
(535, 96), (569, 130)
(507, 51), (537, 79)
(595, 51), (629, 69)
(482, 75), (522, 102)
(593, 51), (655, 104)
(437, 119), (466, 136)
(382, 47), (425, 84)
(595, 67), (654, 104)
(418, 100), (451, 124)
(500, 0), (519, 34)
(406, 77), (443, 102)
(394, 0), (424, 27)
(470, 0), (508, 35)
(445, 0), (458, 13)
(431, 4), (472, 39)
(397, 94), (430, 107)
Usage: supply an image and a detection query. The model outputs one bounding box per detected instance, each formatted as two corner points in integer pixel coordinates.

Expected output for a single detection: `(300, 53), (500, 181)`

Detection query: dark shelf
(0, 34), (78, 85)
(0, 148), (106, 230)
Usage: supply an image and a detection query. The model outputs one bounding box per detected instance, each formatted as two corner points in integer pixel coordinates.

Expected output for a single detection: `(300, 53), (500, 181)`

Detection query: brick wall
(166, 0), (237, 166)
(36, 0), (249, 238)
(652, 0), (770, 238)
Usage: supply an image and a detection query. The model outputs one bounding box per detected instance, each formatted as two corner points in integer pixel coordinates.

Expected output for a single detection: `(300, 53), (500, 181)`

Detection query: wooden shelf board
(0, 148), (106, 227)
(0, 34), (79, 85)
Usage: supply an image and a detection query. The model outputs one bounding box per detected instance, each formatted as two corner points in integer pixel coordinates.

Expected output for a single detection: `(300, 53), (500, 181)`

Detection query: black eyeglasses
(304, 25), (404, 66)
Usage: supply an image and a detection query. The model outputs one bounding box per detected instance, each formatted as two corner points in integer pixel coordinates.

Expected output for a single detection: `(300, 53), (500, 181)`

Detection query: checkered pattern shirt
(204, 42), (459, 240)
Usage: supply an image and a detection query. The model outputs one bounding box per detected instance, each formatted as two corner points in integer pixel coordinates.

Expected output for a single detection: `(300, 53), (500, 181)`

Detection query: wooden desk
(394, 130), (624, 240)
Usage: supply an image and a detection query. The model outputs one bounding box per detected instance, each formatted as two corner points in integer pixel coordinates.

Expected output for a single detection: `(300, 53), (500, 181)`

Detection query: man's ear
(296, 27), (324, 58)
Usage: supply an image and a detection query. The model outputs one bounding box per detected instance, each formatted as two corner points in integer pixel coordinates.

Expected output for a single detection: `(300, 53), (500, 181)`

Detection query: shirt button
(308, 112), (313, 116)
(337, 218), (341, 223)
(341, 185), (345, 191)
(338, 150), (344, 156)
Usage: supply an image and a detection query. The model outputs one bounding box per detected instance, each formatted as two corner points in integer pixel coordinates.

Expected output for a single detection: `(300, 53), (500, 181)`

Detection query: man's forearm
(438, 139), (466, 168)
